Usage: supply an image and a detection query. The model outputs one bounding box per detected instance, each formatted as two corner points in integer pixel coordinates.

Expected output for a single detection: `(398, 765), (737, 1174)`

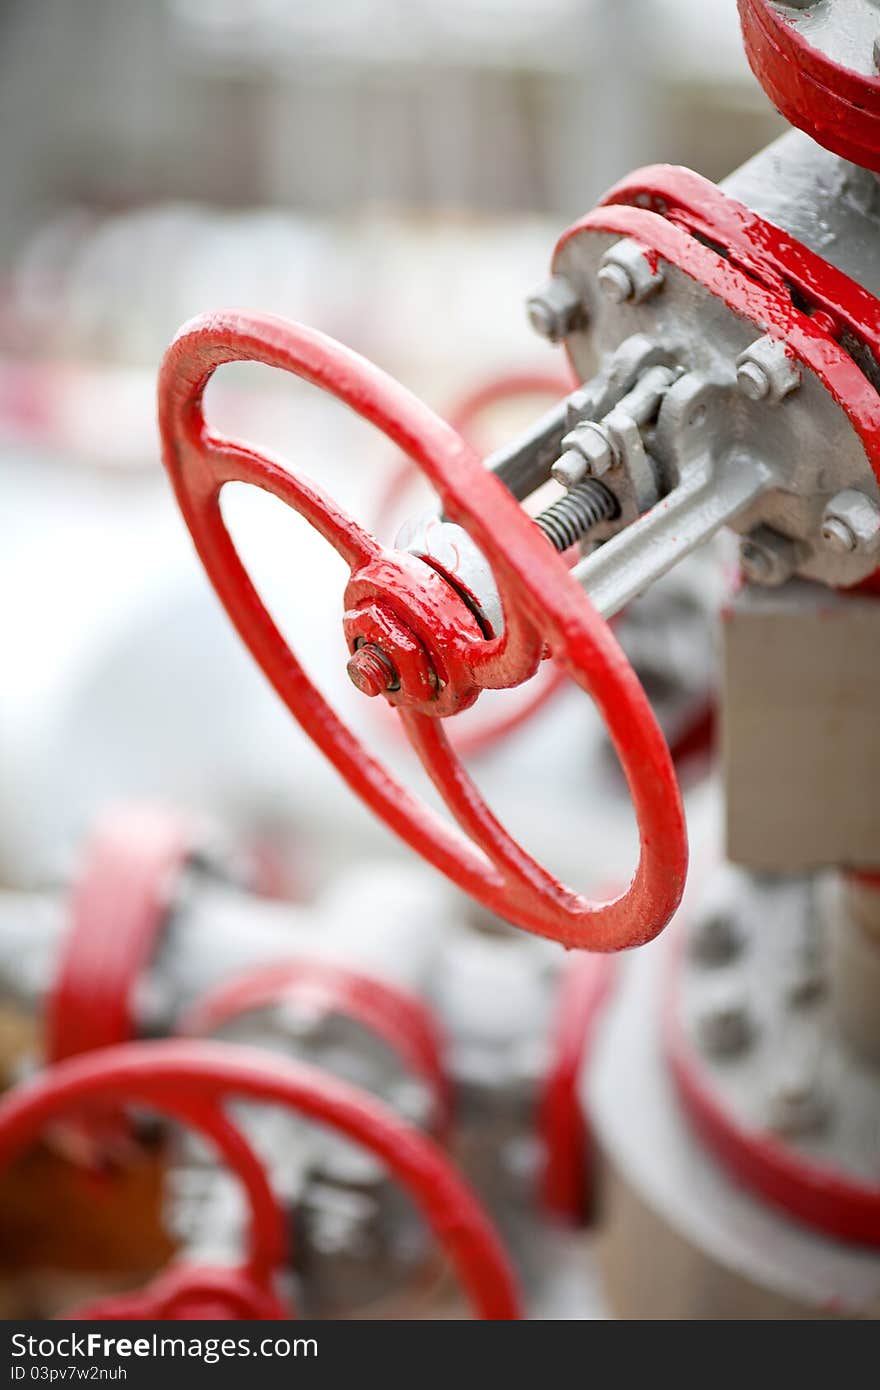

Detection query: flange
(739, 0), (880, 174)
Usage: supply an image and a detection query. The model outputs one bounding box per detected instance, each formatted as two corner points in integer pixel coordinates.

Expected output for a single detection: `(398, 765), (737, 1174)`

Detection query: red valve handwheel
(159, 310), (686, 951)
(374, 368), (574, 760)
(0, 1039), (521, 1320)
(180, 957), (452, 1135)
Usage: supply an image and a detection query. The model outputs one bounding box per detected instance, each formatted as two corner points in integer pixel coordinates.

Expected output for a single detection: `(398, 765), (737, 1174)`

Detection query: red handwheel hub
(158, 310), (687, 951)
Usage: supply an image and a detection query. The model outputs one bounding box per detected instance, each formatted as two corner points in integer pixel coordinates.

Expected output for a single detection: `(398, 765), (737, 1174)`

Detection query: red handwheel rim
(45, 804), (200, 1064)
(180, 957), (452, 1136)
(158, 309), (686, 950)
(0, 1039), (521, 1320)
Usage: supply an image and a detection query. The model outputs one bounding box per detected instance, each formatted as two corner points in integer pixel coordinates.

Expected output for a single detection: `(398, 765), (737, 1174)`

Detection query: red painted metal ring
(0, 1039), (521, 1319)
(738, 0), (880, 174)
(159, 310), (686, 951)
(180, 957), (452, 1136)
(45, 805), (202, 1065)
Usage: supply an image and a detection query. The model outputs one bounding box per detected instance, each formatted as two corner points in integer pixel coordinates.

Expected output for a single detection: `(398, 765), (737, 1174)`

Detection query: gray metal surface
(588, 909), (880, 1316)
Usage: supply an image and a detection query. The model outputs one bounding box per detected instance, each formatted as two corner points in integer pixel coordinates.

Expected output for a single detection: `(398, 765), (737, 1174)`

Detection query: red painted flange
(738, 0), (880, 174)
(159, 310), (686, 951)
(664, 926), (880, 1246)
(180, 957), (452, 1136)
(554, 202), (880, 492)
(45, 805), (201, 1067)
(0, 1039), (522, 1320)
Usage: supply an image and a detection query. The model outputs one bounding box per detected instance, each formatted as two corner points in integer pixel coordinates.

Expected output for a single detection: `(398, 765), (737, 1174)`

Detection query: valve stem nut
(739, 526), (805, 587)
(346, 642), (399, 697)
(526, 275), (585, 344)
(598, 239), (664, 304)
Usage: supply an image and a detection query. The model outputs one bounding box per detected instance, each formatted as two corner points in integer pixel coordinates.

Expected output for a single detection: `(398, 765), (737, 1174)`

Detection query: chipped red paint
(538, 952), (616, 1224)
(180, 957), (452, 1137)
(0, 1040), (522, 1320)
(665, 927), (880, 1245)
(738, 0), (880, 174)
(159, 310), (686, 951)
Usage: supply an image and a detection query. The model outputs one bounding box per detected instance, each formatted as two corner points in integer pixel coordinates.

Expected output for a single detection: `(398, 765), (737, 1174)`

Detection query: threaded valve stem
(535, 477), (619, 552)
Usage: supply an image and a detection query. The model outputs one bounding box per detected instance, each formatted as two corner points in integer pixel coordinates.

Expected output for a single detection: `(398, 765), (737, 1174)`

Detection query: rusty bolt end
(346, 643), (398, 698)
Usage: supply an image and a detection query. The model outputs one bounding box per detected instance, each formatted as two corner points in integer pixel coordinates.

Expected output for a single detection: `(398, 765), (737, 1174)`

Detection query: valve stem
(535, 477), (619, 553)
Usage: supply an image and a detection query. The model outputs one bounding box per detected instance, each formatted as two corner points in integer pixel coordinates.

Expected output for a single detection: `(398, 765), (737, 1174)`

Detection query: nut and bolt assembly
(820, 490), (880, 556)
(526, 275), (585, 343)
(346, 643), (400, 698)
(597, 239), (665, 305)
(735, 336), (801, 404)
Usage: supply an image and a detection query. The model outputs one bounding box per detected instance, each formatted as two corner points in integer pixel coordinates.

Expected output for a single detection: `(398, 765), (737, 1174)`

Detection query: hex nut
(768, 1071), (829, 1137)
(526, 275), (584, 343)
(599, 239), (664, 304)
(560, 421), (615, 477)
(739, 526), (804, 587)
(695, 983), (753, 1059)
(821, 490), (880, 556)
(735, 336), (801, 405)
(551, 449), (588, 488)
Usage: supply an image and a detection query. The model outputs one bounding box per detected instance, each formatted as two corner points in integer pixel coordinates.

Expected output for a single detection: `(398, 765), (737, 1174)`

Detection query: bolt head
(821, 516), (856, 554)
(735, 336), (801, 404)
(690, 911), (743, 966)
(526, 275), (583, 343)
(736, 360), (770, 402)
(597, 262), (633, 304)
(695, 984), (753, 1059)
(768, 1072), (828, 1136)
(551, 449), (588, 488)
(738, 526), (802, 587)
(562, 421), (614, 477)
(526, 299), (556, 340)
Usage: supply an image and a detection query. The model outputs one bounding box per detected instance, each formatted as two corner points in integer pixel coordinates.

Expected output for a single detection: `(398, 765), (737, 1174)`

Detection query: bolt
(551, 449), (588, 488)
(735, 335), (801, 404)
(768, 1071), (828, 1136)
(598, 239), (664, 304)
(821, 516), (856, 553)
(690, 911), (743, 966)
(346, 643), (398, 697)
(526, 275), (584, 344)
(695, 983), (753, 1059)
(821, 489), (880, 556)
(739, 526), (804, 587)
(557, 420), (615, 479)
(736, 361), (770, 402)
(598, 262), (634, 304)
